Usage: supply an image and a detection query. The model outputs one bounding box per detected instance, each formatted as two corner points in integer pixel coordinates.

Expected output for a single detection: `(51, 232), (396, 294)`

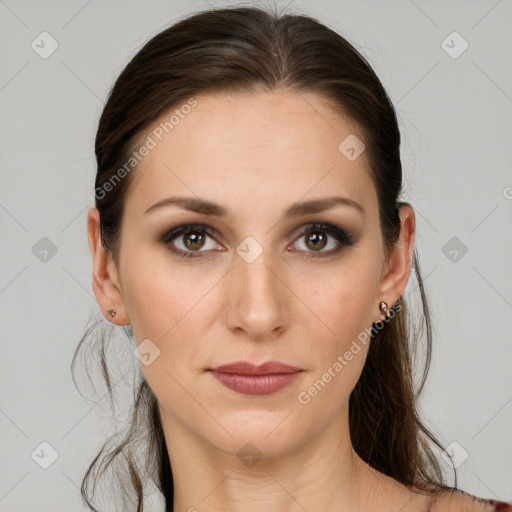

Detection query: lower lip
(209, 371), (302, 395)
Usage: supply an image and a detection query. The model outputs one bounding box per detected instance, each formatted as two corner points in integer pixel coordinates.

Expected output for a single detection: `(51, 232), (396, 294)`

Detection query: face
(89, 88), (413, 462)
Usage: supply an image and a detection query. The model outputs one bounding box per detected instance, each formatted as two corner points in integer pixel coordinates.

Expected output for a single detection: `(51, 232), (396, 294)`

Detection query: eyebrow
(143, 195), (365, 218)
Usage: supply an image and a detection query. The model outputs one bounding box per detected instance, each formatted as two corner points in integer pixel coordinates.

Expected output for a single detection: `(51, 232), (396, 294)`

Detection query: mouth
(208, 361), (303, 396)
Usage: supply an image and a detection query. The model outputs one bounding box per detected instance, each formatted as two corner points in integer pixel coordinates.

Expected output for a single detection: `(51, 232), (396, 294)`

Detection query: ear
(376, 203), (416, 321)
(87, 207), (130, 325)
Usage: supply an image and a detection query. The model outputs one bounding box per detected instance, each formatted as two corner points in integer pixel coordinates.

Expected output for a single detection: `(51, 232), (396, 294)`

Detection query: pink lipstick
(209, 361), (303, 396)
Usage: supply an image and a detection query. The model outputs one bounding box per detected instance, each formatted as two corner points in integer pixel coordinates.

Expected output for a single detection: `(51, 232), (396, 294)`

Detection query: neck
(160, 404), (390, 512)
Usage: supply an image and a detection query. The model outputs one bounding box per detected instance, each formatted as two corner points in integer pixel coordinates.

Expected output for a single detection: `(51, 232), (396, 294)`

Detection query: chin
(206, 409), (311, 461)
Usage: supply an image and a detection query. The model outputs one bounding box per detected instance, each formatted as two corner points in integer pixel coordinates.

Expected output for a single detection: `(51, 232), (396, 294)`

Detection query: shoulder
(432, 489), (512, 512)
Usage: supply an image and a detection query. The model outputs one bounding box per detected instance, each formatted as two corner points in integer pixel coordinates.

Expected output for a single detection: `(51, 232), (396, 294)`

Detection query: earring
(108, 309), (117, 318)
(379, 301), (391, 319)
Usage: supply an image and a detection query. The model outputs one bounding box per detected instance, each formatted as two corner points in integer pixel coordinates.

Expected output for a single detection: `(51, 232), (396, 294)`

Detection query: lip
(209, 361), (303, 396)
(210, 361), (302, 375)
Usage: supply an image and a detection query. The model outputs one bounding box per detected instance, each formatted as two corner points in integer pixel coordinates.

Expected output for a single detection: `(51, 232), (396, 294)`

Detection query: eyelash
(161, 222), (356, 259)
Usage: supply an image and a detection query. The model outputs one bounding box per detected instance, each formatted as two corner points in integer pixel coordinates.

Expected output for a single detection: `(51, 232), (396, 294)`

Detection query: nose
(223, 248), (291, 342)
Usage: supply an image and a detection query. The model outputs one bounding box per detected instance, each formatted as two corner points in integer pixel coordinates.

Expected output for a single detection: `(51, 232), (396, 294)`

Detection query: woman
(75, 5), (511, 512)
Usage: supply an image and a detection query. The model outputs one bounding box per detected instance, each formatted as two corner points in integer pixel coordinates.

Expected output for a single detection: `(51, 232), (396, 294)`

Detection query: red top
(461, 490), (512, 511)
(431, 489), (512, 511)
(487, 500), (512, 512)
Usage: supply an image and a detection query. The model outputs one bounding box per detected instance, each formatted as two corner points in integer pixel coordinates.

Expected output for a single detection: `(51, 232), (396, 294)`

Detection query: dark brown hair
(73, 5), (458, 511)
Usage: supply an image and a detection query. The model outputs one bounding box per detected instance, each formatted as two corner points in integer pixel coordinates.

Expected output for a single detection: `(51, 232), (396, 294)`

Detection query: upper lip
(209, 361), (302, 375)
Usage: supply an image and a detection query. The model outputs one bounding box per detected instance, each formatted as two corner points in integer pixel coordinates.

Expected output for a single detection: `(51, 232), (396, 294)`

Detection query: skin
(87, 89), (483, 511)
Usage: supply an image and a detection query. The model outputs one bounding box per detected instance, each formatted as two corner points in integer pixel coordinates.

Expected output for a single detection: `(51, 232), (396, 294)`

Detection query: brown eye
(162, 224), (222, 258)
(182, 231), (206, 251)
(292, 222), (356, 258)
(304, 231), (328, 252)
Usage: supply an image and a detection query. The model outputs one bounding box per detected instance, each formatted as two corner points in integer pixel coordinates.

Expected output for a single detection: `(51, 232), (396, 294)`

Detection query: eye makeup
(160, 221), (358, 259)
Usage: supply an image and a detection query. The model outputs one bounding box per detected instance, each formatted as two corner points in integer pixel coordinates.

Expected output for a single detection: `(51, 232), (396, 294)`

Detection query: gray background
(1, 0), (511, 510)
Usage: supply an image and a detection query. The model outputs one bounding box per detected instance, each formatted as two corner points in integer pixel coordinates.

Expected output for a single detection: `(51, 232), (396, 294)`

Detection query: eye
(161, 222), (356, 259)
(161, 223), (223, 258)
(290, 222), (356, 258)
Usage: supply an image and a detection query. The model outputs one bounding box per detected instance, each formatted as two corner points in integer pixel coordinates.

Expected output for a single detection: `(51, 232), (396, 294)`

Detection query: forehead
(124, 89), (375, 217)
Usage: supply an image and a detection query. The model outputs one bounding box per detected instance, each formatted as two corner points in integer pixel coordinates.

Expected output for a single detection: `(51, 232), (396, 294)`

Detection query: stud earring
(379, 301), (391, 319)
(107, 309), (117, 318)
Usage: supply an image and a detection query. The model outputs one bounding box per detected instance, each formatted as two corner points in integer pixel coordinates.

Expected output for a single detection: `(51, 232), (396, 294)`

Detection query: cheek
(297, 263), (377, 399)
(121, 249), (217, 341)
(121, 254), (222, 393)
(123, 264), (206, 421)
(308, 260), (378, 337)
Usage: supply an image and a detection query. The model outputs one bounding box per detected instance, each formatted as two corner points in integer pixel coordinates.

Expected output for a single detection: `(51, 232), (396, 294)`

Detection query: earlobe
(87, 207), (130, 325)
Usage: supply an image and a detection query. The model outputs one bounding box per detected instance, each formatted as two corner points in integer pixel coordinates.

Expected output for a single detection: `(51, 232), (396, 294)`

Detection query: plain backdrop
(1, 0), (511, 510)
